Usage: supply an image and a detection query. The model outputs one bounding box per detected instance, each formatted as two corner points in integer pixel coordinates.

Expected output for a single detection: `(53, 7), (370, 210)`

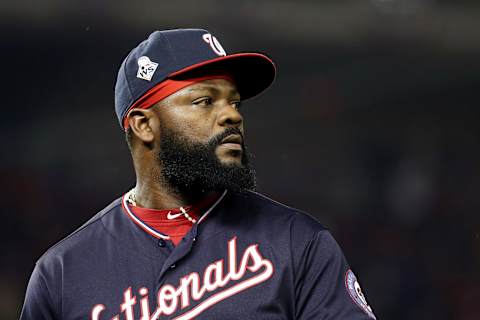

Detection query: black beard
(157, 124), (256, 196)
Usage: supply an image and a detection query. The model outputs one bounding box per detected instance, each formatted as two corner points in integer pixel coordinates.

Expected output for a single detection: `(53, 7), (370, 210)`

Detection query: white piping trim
(198, 190), (227, 224)
(122, 191), (170, 239)
(122, 189), (227, 239)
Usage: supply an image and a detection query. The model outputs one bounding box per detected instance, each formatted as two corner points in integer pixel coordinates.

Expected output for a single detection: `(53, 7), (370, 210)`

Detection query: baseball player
(20, 29), (376, 320)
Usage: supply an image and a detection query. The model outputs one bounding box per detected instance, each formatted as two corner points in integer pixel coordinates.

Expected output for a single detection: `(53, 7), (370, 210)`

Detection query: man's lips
(219, 134), (243, 151)
(221, 134), (243, 144)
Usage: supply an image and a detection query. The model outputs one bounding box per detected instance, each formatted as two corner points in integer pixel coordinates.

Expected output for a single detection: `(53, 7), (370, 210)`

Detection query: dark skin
(127, 79), (243, 210)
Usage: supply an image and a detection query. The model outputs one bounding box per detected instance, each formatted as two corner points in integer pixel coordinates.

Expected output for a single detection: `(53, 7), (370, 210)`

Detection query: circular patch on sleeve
(345, 269), (376, 319)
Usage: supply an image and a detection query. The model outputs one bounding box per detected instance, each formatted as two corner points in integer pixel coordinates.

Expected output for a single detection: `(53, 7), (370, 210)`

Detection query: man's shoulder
(35, 197), (123, 266)
(228, 190), (327, 234)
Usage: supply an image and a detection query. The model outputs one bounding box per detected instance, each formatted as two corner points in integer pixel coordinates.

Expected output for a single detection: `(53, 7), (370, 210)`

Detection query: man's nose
(216, 102), (243, 127)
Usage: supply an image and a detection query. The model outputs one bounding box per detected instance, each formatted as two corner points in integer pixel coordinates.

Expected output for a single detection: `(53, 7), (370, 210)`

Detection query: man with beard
(21, 29), (376, 320)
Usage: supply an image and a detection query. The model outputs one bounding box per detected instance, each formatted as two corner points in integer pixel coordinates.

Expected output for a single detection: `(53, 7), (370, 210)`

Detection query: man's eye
(192, 97), (212, 106)
(232, 101), (242, 110)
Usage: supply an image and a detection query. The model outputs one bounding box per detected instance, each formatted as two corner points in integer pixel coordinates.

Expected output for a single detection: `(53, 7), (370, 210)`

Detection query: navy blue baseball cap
(114, 28), (276, 129)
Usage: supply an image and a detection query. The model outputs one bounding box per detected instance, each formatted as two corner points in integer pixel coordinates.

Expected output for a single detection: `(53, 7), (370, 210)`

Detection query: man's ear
(126, 108), (158, 144)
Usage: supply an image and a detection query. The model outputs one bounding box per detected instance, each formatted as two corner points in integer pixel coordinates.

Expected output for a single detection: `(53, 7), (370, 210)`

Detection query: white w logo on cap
(202, 34), (227, 57)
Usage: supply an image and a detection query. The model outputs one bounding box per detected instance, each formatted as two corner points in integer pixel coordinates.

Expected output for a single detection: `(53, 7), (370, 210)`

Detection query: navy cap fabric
(114, 28), (276, 129)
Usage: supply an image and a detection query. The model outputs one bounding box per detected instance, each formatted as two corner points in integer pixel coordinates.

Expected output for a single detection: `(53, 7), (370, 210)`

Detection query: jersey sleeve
(294, 230), (377, 320)
(20, 264), (59, 320)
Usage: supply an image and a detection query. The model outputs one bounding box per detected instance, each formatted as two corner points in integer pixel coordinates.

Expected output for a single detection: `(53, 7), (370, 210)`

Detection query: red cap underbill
(123, 74), (235, 130)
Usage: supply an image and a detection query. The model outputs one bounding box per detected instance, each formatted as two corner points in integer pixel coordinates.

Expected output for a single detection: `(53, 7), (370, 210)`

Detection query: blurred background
(1, 0), (479, 319)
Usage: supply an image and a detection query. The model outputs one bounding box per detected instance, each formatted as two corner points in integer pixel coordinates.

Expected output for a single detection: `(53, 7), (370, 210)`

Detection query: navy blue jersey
(20, 190), (376, 320)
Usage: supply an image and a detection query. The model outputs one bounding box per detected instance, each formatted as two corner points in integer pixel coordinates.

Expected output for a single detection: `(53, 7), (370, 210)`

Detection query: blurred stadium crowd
(1, 1), (479, 319)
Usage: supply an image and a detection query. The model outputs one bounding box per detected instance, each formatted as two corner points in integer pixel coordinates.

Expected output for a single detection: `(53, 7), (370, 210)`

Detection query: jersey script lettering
(91, 237), (274, 320)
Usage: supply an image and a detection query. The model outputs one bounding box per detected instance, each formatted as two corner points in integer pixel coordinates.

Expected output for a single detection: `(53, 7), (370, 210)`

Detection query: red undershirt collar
(122, 191), (225, 245)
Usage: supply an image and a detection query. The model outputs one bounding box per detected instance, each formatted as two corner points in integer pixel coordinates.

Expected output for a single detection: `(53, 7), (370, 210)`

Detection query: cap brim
(168, 53), (276, 100)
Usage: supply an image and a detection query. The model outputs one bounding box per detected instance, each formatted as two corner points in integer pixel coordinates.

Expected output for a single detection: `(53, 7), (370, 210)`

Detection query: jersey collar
(121, 190), (227, 240)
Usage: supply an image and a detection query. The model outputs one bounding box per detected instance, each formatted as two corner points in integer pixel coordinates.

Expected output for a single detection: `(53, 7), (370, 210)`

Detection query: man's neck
(132, 181), (210, 210)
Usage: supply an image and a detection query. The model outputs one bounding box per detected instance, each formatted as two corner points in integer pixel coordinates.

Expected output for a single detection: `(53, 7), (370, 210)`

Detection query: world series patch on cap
(114, 28), (276, 129)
